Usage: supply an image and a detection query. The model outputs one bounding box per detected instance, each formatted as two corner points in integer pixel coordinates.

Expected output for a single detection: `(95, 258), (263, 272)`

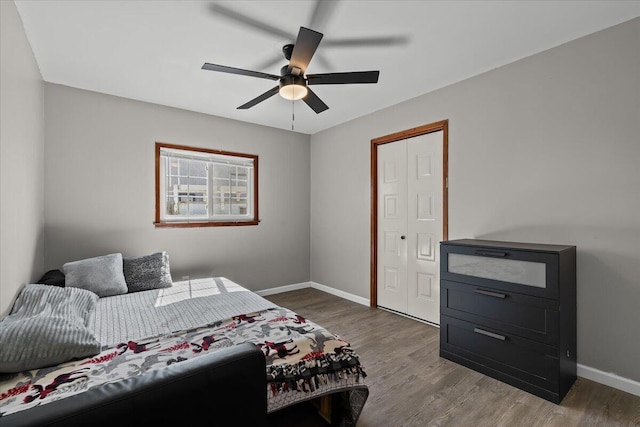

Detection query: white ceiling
(14, 1), (640, 135)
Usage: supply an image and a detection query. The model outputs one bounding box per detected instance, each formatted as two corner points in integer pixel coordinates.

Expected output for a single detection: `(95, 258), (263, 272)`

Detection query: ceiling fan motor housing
(280, 64), (303, 77)
(280, 74), (306, 89)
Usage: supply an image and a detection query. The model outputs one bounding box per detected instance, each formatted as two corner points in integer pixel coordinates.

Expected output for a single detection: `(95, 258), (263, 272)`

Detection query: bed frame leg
(311, 395), (332, 424)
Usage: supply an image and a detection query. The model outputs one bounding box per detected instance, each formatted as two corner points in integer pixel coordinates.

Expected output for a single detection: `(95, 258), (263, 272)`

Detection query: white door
(377, 131), (443, 324)
(377, 141), (408, 313)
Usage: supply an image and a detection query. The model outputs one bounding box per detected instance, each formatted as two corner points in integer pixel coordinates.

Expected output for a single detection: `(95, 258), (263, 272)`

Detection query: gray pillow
(123, 251), (173, 293)
(0, 284), (101, 373)
(63, 253), (128, 297)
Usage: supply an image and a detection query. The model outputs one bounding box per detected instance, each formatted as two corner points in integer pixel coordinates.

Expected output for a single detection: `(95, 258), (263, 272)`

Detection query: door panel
(416, 194), (435, 219)
(377, 142), (408, 313)
(407, 132), (443, 324)
(417, 272), (436, 300)
(417, 233), (436, 261)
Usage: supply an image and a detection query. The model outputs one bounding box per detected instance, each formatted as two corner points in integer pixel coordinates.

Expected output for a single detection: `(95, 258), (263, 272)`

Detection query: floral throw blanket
(0, 305), (367, 420)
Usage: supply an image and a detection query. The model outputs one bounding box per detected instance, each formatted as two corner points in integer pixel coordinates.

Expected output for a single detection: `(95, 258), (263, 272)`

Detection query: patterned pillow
(63, 253), (128, 297)
(123, 251), (173, 293)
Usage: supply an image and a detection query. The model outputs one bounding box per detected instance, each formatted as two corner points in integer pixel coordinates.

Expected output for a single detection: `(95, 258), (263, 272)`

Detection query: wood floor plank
(265, 288), (640, 427)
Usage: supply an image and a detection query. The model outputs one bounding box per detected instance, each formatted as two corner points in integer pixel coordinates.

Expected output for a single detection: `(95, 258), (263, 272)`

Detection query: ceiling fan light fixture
(279, 84), (308, 100)
(279, 75), (308, 100)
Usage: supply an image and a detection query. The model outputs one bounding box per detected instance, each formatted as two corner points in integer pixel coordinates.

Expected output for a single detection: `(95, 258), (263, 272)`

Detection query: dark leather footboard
(0, 342), (267, 426)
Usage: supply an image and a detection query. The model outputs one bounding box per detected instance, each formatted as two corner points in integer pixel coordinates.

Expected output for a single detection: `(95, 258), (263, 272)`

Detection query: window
(155, 142), (258, 227)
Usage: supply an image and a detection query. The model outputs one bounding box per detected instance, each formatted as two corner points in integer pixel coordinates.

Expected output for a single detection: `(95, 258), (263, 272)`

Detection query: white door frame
(370, 120), (449, 312)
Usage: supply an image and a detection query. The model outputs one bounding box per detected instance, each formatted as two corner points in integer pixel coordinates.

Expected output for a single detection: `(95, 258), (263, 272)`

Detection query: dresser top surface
(441, 239), (575, 253)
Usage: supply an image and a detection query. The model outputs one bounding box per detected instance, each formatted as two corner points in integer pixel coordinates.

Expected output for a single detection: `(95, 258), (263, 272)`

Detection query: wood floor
(265, 288), (640, 427)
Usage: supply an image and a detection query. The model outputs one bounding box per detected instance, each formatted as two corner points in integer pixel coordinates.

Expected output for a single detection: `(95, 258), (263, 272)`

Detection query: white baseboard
(577, 364), (640, 397)
(308, 281), (370, 306)
(255, 281), (312, 297)
(257, 281), (640, 398)
(256, 281), (370, 306)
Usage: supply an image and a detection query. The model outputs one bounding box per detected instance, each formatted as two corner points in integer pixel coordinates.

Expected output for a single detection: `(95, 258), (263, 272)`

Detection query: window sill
(154, 220), (259, 228)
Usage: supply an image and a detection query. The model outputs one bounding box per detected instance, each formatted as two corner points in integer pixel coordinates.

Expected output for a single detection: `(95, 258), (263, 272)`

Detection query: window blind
(160, 148), (254, 168)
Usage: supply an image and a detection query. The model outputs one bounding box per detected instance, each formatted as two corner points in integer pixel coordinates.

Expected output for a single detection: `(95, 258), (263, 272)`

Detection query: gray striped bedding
(0, 285), (101, 373)
(90, 276), (277, 346)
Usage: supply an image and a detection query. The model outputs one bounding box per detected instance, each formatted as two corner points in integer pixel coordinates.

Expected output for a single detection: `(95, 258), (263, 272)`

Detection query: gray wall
(310, 18), (640, 381)
(44, 84), (310, 292)
(0, 1), (45, 316)
(3, 0), (637, 384)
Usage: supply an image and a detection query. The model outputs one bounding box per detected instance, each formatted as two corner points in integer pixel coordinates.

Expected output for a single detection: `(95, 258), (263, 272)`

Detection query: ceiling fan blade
(308, 0), (339, 32)
(303, 88), (329, 114)
(237, 86), (280, 110)
(312, 53), (334, 72)
(202, 63), (279, 81)
(208, 3), (295, 41)
(252, 55), (283, 73)
(322, 35), (409, 48)
(307, 71), (380, 85)
(289, 27), (323, 74)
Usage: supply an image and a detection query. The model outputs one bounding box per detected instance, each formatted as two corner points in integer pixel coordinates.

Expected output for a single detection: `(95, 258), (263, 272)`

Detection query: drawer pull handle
(475, 250), (507, 257)
(474, 328), (506, 341)
(474, 289), (507, 299)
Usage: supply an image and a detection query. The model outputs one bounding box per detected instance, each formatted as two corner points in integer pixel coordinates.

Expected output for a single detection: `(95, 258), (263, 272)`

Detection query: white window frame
(155, 142), (258, 227)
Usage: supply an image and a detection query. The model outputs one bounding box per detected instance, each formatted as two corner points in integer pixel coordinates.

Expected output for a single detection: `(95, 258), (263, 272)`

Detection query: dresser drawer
(441, 243), (559, 299)
(440, 316), (559, 394)
(441, 280), (559, 345)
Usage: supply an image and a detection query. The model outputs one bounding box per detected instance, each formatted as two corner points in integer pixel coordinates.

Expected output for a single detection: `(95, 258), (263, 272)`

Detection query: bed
(0, 269), (368, 426)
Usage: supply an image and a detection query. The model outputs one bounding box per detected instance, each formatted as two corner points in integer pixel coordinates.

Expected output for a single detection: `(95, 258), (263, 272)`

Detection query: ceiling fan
(201, 26), (380, 114)
(207, 1), (408, 73)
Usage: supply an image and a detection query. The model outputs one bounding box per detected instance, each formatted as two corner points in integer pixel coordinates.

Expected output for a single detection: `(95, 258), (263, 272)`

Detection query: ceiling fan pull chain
(291, 98), (295, 131)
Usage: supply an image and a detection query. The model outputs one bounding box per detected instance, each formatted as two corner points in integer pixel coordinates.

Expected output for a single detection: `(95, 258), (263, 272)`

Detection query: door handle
(474, 328), (506, 341)
(400, 235), (406, 240)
